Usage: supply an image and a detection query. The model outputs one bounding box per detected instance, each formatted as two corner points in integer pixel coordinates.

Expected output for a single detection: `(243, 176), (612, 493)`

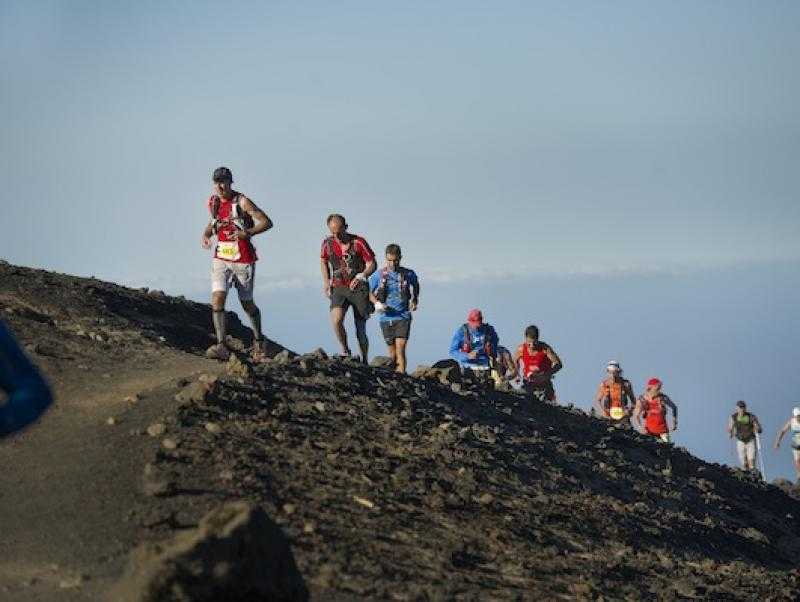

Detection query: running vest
(642, 394), (669, 435)
(791, 417), (800, 449)
(374, 267), (410, 304)
(461, 324), (495, 357)
(518, 343), (553, 380)
(209, 194), (257, 264)
(732, 412), (757, 443)
(600, 378), (630, 419)
(325, 236), (367, 286)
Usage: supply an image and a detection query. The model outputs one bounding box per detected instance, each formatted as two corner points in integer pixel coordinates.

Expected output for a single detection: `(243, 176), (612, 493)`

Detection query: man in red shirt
(320, 214), (377, 362)
(201, 167), (273, 361)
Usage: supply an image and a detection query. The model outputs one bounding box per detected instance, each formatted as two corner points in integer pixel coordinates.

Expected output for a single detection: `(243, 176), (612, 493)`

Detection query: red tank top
(213, 196), (257, 264)
(644, 395), (668, 435)
(519, 343), (552, 379)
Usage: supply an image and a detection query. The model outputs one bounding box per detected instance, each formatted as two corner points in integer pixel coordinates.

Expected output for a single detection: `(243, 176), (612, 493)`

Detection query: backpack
(325, 235), (367, 283)
(461, 323), (495, 357)
(732, 412), (756, 442)
(207, 194), (254, 234)
(374, 267), (410, 304)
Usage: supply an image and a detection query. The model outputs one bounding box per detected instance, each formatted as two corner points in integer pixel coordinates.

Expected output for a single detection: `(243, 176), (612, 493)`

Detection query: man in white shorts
(775, 407), (800, 481)
(201, 167), (273, 360)
(727, 400), (762, 473)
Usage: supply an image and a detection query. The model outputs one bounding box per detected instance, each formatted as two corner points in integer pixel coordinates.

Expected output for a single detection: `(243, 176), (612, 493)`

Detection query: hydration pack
(461, 323), (494, 357)
(208, 194), (253, 234)
(325, 235), (366, 284)
(374, 267), (410, 304)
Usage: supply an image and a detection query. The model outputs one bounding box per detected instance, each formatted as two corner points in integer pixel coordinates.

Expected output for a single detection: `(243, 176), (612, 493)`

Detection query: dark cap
(736, 400), (747, 409)
(212, 166), (233, 182)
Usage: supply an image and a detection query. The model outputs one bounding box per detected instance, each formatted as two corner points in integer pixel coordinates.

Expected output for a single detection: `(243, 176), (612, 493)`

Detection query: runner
(368, 244), (420, 373)
(594, 360), (635, 425)
(494, 346), (519, 384)
(201, 167), (273, 361)
(774, 407), (800, 481)
(512, 325), (562, 402)
(633, 378), (677, 442)
(727, 400), (762, 473)
(320, 214), (377, 363)
(0, 319), (53, 437)
(449, 309), (499, 381)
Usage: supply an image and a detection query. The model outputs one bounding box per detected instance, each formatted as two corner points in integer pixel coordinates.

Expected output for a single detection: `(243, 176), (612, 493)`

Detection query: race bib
(610, 407), (625, 420)
(216, 241), (240, 261)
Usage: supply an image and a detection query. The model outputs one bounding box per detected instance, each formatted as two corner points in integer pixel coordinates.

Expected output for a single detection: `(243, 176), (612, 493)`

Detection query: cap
(736, 400), (746, 409)
(647, 378), (662, 387)
(212, 166), (233, 182)
(467, 309), (483, 324)
(607, 360), (621, 372)
(793, 407), (800, 418)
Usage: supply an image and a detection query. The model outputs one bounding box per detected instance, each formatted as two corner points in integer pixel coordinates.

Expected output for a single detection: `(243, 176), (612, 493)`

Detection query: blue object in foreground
(0, 319), (53, 437)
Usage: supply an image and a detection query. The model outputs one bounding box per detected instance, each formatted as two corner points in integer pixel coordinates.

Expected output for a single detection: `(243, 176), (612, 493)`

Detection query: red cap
(647, 378), (662, 387)
(467, 309), (483, 324)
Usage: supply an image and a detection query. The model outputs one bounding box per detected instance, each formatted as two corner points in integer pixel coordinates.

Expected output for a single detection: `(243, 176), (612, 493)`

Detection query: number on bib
(217, 241), (241, 261)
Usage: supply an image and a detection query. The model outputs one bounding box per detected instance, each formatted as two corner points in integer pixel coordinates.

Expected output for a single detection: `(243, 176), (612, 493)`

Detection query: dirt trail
(0, 351), (222, 601)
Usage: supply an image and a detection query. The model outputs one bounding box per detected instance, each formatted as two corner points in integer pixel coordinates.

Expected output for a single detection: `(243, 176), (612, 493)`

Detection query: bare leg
(386, 341), (397, 366)
(394, 337), (408, 373)
(794, 456), (800, 481)
(330, 307), (350, 355)
(240, 300), (263, 341)
(354, 317), (369, 364)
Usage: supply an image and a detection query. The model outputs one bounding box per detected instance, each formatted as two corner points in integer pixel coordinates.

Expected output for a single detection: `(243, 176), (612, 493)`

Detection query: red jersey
(642, 394), (670, 435)
(211, 195), (257, 264)
(320, 235), (375, 287)
(518, 342), (553, 380)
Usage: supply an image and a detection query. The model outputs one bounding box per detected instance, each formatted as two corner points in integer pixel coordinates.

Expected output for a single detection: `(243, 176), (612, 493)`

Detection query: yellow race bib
(610, 407), (625, 420)
(216, 241), (241, 261)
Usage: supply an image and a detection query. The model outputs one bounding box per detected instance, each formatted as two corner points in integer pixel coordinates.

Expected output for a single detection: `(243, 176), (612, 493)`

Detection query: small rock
(106, 417), (118, 426)
(370, 356), (394, 368)
(477, 493), (494, 505)
(124, 394), (141, 403)
(161, 438), (178, 450)
(282, 504), (296, 515)
(353, 496), (375, 509)
(303, 522), (315, 534)
(205, 422), (222, 434)
(313, 402), (326, 413)
(146, 423), (166, 437)
(273, 350), (292, 364)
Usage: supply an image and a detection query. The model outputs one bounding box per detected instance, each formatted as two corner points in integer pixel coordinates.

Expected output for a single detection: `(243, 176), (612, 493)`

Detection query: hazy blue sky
(2, 2), (799, 477)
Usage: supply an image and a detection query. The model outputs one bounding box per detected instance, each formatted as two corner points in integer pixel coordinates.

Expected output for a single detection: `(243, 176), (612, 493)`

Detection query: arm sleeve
(0, 321), (53, 437)
(449, 328), (469, 362)
(320, 239), (331, 260)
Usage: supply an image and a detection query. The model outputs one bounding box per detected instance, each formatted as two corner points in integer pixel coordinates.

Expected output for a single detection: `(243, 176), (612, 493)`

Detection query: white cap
(793, 407), (800, 417)
(606, 360), (621, 372)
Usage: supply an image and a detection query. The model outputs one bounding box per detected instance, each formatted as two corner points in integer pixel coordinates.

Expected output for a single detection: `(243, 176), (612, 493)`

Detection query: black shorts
(330, 284), (373, 320)
(380, 319), (411, 344)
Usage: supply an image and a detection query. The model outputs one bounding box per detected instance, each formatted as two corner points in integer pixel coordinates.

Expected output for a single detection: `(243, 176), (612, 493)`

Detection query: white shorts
(211, 258), (255, 301)
(736, 439), (757, 466)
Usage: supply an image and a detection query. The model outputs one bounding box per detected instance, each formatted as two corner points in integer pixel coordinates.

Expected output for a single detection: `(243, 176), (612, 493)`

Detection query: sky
(1, 1), (799, 477)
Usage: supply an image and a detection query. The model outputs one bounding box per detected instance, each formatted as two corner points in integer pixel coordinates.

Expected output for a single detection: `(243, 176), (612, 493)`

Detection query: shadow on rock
(110, 501), (308, 602)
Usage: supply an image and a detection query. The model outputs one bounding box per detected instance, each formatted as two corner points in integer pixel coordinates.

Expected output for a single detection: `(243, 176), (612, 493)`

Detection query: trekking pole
(755, 433), (767, 482)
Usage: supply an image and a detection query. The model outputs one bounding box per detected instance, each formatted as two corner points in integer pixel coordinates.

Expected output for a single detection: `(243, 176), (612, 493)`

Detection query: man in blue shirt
(0, 319), (53, 437)
(368, 244), (420, 373)
(449, 309), (500, 374)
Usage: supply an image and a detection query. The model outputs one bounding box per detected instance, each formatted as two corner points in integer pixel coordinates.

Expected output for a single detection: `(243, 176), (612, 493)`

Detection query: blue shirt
(0, 319), (53, 437)
(449, 323), (499, 368)
(368, 267), (418, 323)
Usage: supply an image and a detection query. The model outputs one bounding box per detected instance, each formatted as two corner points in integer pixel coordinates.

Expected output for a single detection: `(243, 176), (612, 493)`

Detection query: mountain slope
(1, 260), (799, 601)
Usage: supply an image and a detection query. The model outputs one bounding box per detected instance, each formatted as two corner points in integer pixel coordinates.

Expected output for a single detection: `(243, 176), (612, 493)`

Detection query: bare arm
(594, 382), (607, 414)
(775, 420), (792, 448)
(320, 258), (332, 298)
(665, 397), (678, 431)
(545, 345), (562, 375)
(237, 197), (273, 238)
(410, 277), (420, 311)
(726, 416), (734, 438)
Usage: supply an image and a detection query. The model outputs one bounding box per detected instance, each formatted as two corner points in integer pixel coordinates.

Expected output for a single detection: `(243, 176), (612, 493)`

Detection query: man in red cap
(633, 378), (678, 442)
(448, 309), (500, 377)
